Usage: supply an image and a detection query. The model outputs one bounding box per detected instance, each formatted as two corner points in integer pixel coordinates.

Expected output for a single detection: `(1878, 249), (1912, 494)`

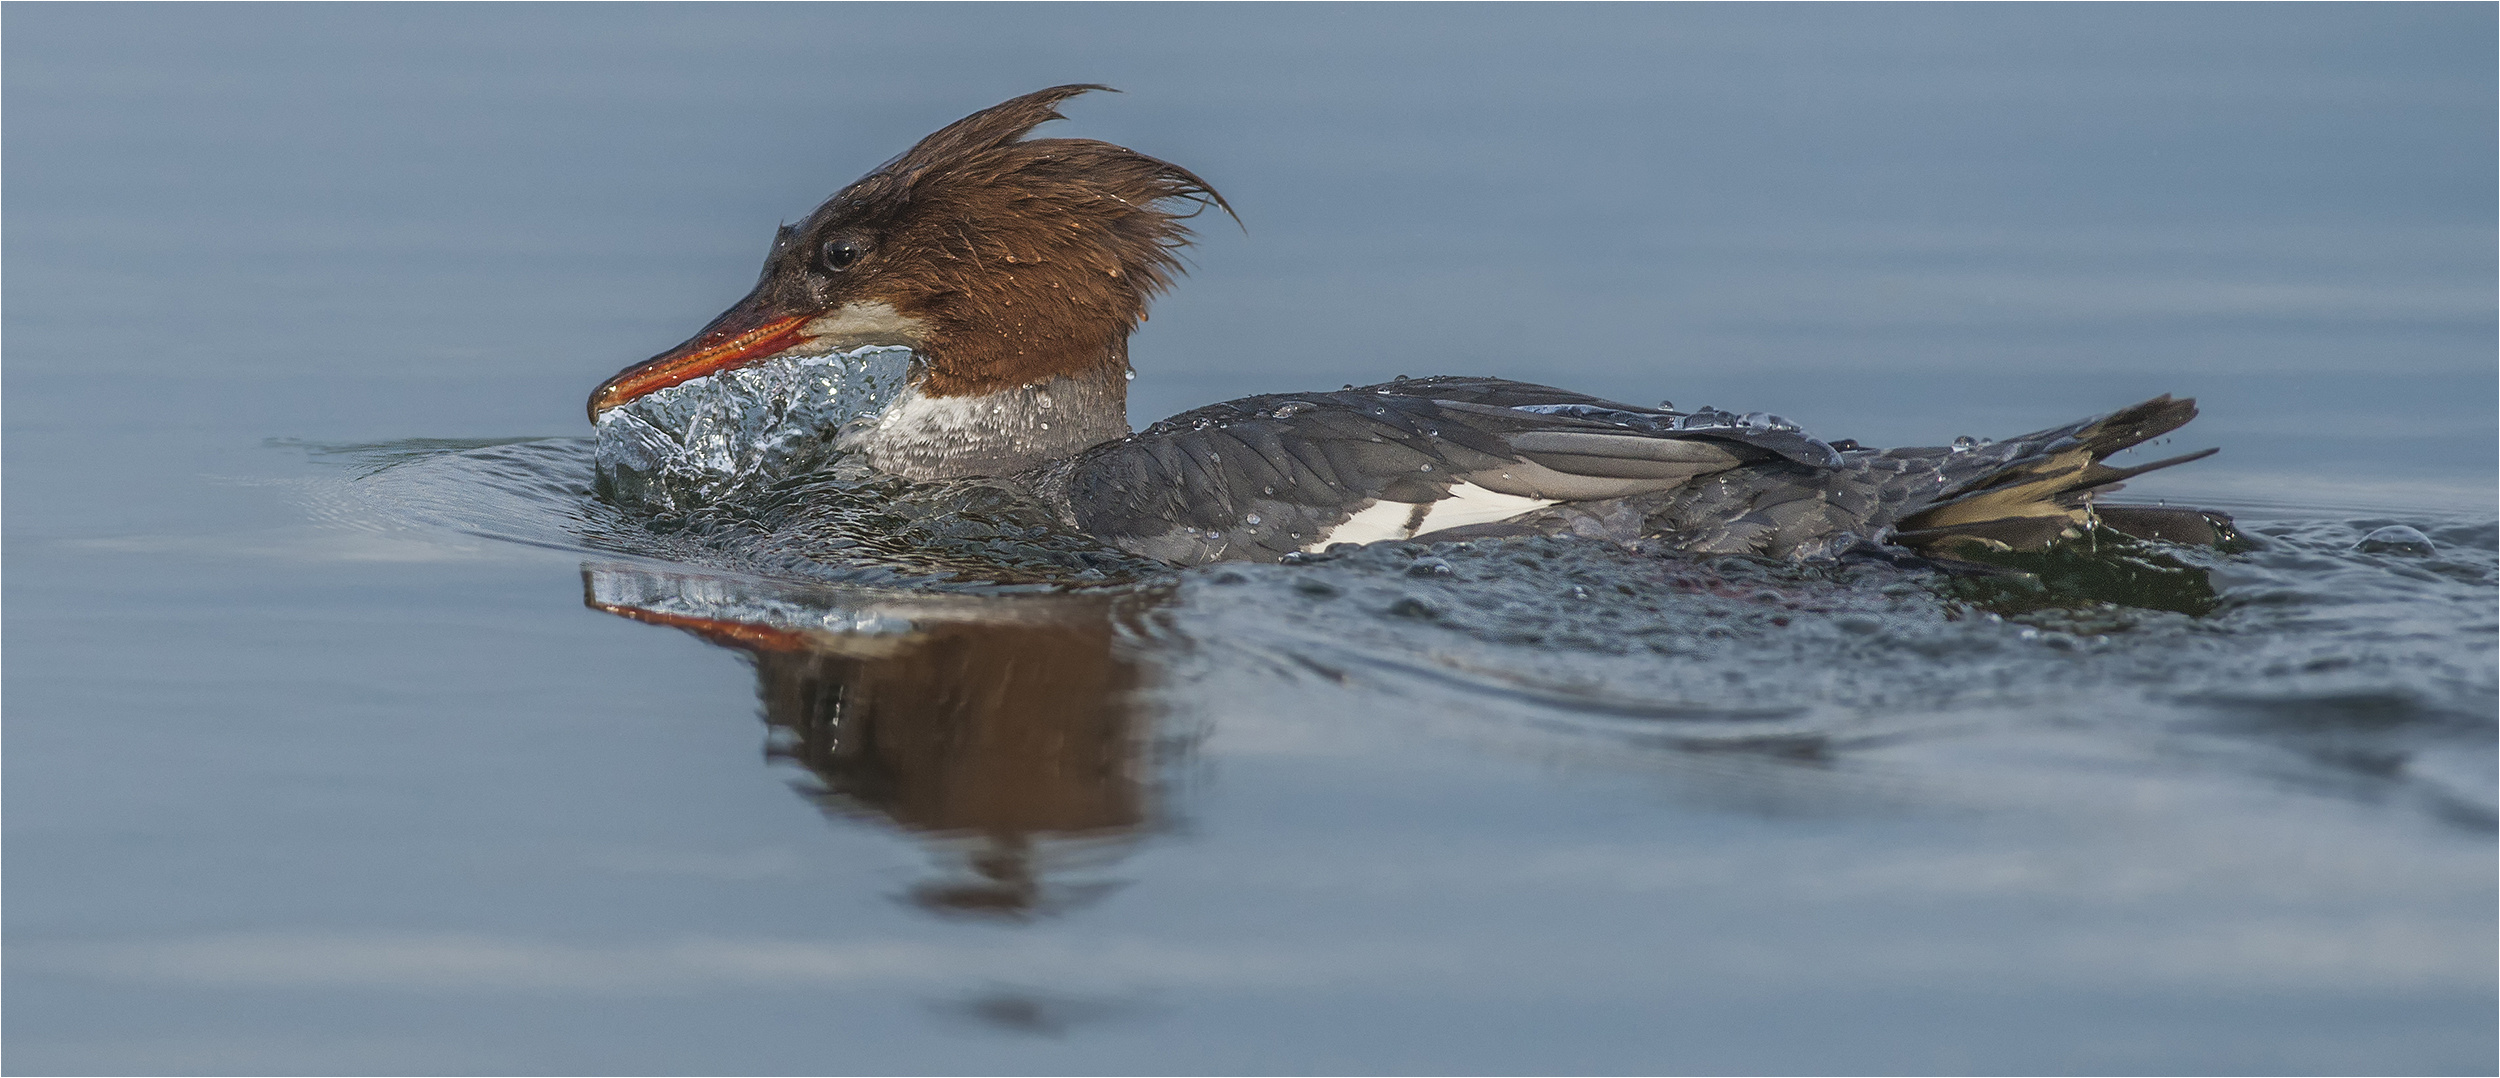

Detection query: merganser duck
(590, 85), (2227, 566)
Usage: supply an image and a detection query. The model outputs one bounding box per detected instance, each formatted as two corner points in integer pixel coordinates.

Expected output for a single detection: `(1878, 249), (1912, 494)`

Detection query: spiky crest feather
(763, 85), (1232, 395)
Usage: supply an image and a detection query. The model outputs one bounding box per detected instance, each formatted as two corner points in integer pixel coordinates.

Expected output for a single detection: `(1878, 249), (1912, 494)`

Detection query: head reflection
(584, 564), (1163, 919)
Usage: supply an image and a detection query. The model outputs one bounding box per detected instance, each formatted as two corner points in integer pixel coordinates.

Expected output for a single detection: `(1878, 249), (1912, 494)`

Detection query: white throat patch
(799, 301), (924, 349)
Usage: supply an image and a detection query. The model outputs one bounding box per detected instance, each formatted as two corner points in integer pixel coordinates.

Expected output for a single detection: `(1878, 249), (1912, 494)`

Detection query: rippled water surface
(9, 6), (2495, 1075)
(365, 436), (2500, 830)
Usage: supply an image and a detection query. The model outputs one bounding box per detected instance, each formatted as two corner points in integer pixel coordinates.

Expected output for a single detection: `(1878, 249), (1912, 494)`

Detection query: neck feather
(838, 361), (1129, 480)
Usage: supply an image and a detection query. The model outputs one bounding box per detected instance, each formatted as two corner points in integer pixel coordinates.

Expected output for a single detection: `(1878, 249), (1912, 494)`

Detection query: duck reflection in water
(582, 563), (1170, 920)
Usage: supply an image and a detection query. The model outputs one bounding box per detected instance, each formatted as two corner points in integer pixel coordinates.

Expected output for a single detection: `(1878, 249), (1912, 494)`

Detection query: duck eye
(820, 239), (863, 272)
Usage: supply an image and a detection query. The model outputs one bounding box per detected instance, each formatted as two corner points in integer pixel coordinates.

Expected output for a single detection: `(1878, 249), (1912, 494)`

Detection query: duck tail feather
(1893, 396), (2222, 554)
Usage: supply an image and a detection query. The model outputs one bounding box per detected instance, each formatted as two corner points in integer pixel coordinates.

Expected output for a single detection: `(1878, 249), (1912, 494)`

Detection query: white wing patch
(1307, 482), (1558, 551)
(1310, 499), (1421, 548)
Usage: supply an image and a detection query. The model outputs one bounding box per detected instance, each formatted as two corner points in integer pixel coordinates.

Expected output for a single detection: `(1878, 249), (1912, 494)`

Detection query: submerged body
(590, 86), (2223, 566)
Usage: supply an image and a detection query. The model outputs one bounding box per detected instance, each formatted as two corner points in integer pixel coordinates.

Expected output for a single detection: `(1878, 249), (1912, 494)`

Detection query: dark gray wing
(1033, 378), (1845, 565)
(1502, 396), (2216, 560)
(1391, 376), (1844, 469)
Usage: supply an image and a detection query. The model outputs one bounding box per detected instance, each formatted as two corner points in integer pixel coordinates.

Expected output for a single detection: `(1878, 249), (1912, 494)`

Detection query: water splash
(592, 346), (913, 514)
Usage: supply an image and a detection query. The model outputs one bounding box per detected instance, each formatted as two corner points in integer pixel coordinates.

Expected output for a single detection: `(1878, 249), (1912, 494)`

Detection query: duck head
(589, 84), (1230, 480)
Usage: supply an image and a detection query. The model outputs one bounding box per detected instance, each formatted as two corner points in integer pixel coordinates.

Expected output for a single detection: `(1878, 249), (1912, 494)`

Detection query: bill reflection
(584, 564), (1167, 919)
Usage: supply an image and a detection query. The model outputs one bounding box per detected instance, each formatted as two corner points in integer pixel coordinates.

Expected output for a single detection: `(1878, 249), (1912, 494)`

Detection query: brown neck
(889, 253), (1150, 399)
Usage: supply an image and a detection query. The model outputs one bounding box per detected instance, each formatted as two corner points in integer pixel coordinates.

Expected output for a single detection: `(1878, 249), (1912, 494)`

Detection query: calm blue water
(7, 6), (2494, 1075)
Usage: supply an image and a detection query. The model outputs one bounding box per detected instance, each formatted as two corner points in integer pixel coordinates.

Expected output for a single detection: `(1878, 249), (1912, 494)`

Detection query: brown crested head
(590, 85), (1231, 420)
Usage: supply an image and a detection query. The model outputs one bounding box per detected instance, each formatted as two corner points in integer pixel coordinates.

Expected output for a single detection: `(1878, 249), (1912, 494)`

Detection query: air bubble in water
(2354, 525), (2435, 556)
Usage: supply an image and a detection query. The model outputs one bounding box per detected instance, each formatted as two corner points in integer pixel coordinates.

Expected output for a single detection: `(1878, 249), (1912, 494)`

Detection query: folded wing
(1046, 377), (1842, 564)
